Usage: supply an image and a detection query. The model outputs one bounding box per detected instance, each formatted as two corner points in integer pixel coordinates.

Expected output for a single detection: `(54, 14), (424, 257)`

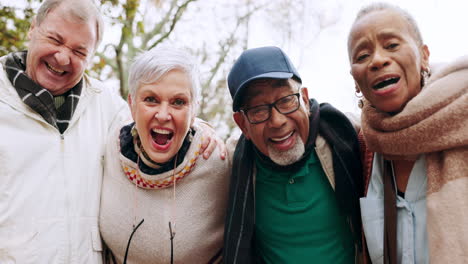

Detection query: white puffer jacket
(0, 56), (129, 264)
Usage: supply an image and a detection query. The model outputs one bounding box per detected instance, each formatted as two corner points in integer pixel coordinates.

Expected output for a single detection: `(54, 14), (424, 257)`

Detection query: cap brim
(232, 72), (294, 111)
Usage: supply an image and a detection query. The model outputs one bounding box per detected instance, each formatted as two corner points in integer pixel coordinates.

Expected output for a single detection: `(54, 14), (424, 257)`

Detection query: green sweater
(254, 151), (354, 264)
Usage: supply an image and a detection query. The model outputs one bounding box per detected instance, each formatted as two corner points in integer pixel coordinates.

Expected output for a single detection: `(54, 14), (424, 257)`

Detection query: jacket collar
(0, 55), (103, 131)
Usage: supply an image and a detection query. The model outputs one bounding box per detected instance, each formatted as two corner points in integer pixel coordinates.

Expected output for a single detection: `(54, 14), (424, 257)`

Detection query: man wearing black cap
(224, 46), (363, 263)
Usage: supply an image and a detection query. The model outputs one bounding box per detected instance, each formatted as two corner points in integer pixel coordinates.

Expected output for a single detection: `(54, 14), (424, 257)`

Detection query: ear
(349, 68), (359, 84)
(189, 107), (196, 127)
(187, 98), (199, 128)
(355, 82), (361, 93)
(233, 112), (251, 140)
(127, 94), (136, 120)
(421, 44), (430, 71)
(300, 87), (309, 109)
(28, 17), (37, 40)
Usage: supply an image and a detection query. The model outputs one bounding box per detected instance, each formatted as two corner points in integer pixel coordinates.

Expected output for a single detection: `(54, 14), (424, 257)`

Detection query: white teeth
(46, 62), (64, 74)
(271, 131), (293, 142)
(152, 128), (171, 134)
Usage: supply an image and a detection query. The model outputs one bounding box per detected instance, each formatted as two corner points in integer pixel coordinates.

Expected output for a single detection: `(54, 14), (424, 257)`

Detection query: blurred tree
(97, 0), (199, 98)
(94, 0), (260, 137)
(0, 0), (39, 56)
(0, 0), (333, 138)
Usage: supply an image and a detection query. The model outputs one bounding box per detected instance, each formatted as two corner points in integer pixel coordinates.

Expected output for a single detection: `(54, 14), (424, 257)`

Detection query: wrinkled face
(26, 4), (96, 95)
(233, 79), (310, 165)
(130, 69), (194, 164)
(348, 10), (429, 113)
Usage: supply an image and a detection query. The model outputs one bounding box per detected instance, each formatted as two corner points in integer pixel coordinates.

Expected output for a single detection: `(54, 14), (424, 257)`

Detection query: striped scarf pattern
(4, 51), (82, 133)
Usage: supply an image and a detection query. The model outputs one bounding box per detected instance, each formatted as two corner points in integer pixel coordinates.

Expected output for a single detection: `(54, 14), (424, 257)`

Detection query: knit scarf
(361, 56), (468, 263)
(119, 123), (201, 189)
(4, 51), (82, 133)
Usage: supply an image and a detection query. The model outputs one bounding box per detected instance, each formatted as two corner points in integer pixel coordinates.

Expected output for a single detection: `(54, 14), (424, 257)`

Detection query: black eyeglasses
(240, 93), (301, 124)
(123, 219), (144, 264)
(122, 220), (176, 264)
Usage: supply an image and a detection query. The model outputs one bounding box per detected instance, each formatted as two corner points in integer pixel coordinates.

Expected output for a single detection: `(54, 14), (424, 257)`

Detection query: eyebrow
(351, 30), (402, 56)
(351, 38), (369, 56)
(44, 30), (62, 41)
(246, 79), (290, 97)
(172, 92), (191, 98)
(139, 88), (191, 98)
(45, 29), (89, 52)
(245, 90), (262, 99)
(377, 30), (402, 40)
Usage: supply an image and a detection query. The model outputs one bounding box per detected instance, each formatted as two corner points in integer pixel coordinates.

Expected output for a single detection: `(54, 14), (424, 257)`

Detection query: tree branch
(199, 6), (262, 115)
(141, 0), (179, 49)
(114, 0), (140, 96)
(147, 0), (197, 50)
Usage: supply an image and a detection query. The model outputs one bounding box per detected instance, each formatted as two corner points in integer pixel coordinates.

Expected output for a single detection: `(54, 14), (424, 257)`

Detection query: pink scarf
(361, 56), (468, 262)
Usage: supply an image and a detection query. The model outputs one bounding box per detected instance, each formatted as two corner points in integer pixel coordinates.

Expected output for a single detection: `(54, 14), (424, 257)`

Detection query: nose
(155, 103), (172, 122)
(369, 48), (390, 71)
(54, 48), (71, 66)
(268, 107), (287, 128)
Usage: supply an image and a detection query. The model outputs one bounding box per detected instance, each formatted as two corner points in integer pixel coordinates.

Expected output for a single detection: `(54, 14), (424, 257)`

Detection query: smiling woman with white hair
(99, 46), (230, 264)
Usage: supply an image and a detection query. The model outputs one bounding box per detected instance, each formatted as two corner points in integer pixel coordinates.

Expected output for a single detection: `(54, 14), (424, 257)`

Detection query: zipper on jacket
(60, 134), (65, 152)
(59, 132), (72, 262)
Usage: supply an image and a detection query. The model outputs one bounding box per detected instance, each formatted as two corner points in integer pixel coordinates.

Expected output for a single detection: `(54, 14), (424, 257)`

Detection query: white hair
(128, 46), (201, 114)
(348, 2), (424, 47)
(36, 0), (104, 51)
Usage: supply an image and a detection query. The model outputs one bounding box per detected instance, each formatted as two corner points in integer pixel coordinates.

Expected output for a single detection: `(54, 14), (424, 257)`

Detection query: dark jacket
(223, 100), (364, 264)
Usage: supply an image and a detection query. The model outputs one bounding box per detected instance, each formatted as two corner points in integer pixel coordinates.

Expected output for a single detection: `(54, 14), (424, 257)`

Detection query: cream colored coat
(0, 56), (129, 264)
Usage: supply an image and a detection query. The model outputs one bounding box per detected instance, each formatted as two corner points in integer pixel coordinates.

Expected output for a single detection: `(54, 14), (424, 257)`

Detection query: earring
(131, 123), (138, 138)
(421, 67), (431, 87)
(355, 90), (363, 98)
(355, 89), (364, 109)
(187, 128), (194, 142)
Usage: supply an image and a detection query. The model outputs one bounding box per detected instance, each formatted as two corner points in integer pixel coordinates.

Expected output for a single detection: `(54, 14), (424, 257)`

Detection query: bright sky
(248, 0), (468, 114)
(2, 0), (467, 115)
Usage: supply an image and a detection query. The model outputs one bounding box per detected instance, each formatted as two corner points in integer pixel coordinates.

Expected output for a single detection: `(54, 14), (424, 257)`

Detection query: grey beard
(267, 136), (305, 166)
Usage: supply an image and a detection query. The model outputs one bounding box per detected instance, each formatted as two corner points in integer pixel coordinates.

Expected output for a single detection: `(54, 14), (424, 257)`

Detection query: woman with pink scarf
(347, 3), (468, 264)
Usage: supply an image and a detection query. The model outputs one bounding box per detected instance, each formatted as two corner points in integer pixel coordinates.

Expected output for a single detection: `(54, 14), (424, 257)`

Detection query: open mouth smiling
(270, 131), (294, 143)
(45, 62), (66, 75)
(373, 77), (400, 90)
(151, 128), (174, 146)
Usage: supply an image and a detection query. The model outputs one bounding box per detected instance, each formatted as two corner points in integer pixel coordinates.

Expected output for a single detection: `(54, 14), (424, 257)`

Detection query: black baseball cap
(227, 46), (302, 111)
